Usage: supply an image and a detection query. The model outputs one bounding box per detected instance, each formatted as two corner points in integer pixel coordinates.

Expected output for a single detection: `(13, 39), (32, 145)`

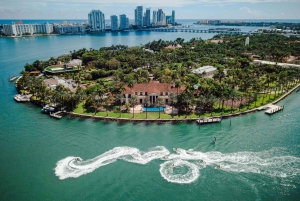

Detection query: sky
(0, 0), (299, 20)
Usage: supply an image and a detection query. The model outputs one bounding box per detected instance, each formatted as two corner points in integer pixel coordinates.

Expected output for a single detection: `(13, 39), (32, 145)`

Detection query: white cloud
(4, 0), (300, 8)
(239, 6), (262, 15)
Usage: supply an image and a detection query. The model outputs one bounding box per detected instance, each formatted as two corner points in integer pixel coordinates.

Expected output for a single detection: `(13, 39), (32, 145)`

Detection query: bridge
(144, 28), (256, 35)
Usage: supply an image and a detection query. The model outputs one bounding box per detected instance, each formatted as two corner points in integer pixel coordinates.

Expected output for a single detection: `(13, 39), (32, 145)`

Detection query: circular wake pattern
(55, 146), (300, 184)
(159, 160), (199, 184)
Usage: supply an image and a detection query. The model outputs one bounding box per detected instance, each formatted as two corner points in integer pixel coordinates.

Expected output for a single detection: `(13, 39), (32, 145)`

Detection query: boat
(42, 105), (55, 113)
(9, 76), (18, 82)
(14, 94), (32, 102)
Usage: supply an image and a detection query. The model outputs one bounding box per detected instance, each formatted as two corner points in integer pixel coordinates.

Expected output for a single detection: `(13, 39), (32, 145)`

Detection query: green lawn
(72, 91), (286, 120)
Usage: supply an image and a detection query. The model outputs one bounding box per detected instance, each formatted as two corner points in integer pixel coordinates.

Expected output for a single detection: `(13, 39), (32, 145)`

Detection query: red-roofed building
(122, 81), (185, 105)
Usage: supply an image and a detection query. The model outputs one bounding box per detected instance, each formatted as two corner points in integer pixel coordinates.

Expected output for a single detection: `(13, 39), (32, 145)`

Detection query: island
(15, 34), (300, 122)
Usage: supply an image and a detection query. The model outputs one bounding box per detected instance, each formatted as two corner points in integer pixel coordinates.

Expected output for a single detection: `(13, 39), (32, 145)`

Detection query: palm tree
(175, 79), (182, 96)
(168, 92), (177, 118)
(129, 95), (138, 119)
(115, 94), (123, 117)
(156, 97), (164, 119)
(144, 97), (150, 119)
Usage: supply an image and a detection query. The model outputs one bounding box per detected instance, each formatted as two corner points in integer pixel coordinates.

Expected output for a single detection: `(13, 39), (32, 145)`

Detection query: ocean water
(0, 29), (300, 201)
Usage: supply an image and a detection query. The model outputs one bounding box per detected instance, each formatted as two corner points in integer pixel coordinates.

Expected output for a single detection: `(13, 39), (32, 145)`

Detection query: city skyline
(1, 0), (299, 20)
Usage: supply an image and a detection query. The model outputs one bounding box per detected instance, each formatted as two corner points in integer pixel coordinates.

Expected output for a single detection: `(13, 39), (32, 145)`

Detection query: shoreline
(66, 84), (300, 123)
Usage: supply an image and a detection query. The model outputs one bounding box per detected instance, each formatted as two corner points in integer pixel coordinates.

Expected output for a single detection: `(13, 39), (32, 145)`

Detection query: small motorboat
(215, 165), (221, 169)
(75, 157), (82, 161)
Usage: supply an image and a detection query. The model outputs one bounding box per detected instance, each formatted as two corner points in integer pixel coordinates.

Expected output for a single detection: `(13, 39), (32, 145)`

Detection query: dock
(196, 117), (222, 124)
(265, 104), (284, 115)
(9, 76), (18, 82)
(50, 111), (64, 119)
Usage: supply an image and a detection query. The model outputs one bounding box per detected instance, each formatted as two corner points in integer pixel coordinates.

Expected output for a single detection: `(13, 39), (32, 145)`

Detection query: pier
(264, 104), (284, 115)
(50, 111), (64, 119)
(196, 117), (222, 124)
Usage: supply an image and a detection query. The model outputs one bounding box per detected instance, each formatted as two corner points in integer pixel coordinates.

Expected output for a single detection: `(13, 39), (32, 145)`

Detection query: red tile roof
(122, 81), (185, 94)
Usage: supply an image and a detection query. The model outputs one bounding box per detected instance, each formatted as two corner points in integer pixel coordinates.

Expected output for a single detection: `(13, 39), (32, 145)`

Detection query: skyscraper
(110, 15), (118, 31)
(145, 8), (151, 27)
(134, 6), (143, 26)
(171, 10), (175, 25)
(166, 16), (171, 24)
(88, 10), (105, 32)
(157, 9), (163, 22)
(153, 10), (157, 25)
(119, 14), (129, 30)
(155, 9), (166, 26)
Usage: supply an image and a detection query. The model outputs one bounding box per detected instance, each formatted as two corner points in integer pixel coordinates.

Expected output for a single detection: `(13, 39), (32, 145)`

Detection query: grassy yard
(72, 91), (285, 120)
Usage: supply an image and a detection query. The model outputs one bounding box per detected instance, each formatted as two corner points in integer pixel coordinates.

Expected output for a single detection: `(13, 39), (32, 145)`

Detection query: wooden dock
(265, 104), (284, 115)
(50, 111), (64, 119)
(196, 117), (222, 124)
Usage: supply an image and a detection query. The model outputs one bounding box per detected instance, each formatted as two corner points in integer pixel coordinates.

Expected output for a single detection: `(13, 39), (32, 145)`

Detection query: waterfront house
(122, 81), (185, 105)
(43, 59), (82, 75)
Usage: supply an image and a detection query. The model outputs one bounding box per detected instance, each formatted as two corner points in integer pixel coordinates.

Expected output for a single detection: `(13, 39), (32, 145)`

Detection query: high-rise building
(145, 8), (151, 27)
(171, 10), (175, 25)
(157, 9), (163, 22)
(155, 9), (166, 26)
(166, 16), (172, 24)
(88, 10), (105, 32)
(153, 11), (157, 24)
(134, 6), (143, 26)
(119, 14), (129, 30)
(110, 15), (118, 31)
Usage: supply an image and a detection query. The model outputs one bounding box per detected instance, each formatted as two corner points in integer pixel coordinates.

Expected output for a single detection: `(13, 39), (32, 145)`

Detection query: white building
(2, 23), (53, 36)
(245, 37), (250, 46)
(88, 10), (105, 32)
(192, 66), (217, 77)
(53, 24), (86, 34)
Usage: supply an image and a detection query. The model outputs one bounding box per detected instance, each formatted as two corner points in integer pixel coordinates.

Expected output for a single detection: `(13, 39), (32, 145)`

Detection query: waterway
(0, 28), (300, 201)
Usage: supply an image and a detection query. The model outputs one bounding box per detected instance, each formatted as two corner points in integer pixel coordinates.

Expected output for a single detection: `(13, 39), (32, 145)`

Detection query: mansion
(122, 81), (185, 105)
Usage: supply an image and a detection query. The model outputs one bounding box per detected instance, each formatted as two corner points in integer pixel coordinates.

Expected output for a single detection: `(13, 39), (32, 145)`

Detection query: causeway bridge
(144, 28), (255, 35)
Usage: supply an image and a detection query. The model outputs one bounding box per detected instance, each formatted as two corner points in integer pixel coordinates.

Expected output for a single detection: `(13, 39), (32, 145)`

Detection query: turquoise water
(143, 106), (165, 112)
(0, 31), (300, 201)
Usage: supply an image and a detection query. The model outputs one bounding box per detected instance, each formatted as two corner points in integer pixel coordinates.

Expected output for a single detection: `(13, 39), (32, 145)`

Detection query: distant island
(14, 34), (300, 122)
(194, 20), (300, 34)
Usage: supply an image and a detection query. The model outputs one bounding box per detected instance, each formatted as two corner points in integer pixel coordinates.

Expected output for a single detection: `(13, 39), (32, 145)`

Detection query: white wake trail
(55, 147), (300, 184)
(54, 146), (169, 180)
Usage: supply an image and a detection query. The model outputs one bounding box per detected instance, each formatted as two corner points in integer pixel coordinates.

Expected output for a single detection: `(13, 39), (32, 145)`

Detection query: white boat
(42, 105), (55, 112)
(14, 94), (32, 102)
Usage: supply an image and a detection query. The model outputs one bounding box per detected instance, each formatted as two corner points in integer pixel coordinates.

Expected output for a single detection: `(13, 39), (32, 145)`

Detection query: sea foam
(55, 147), (300, 184)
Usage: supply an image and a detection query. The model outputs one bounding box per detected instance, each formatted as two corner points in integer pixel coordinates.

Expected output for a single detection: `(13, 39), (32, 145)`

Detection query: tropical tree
(168, 92), (177, 118)
(156, 97), (164, 119)
(129, 95), (138, 118)
(115, 94), (123, 117)
(144, 97), (150, 119)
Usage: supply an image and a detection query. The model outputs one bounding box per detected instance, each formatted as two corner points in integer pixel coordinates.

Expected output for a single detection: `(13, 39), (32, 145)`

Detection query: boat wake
(55, 147), (300, 184)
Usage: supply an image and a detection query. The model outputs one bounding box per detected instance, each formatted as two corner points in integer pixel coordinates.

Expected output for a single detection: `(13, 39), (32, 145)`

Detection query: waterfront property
(122, 81), (185, 105)
(44, 77), (78, 92)
(43, 59), (82, 75)
(2, 23), (53, 36)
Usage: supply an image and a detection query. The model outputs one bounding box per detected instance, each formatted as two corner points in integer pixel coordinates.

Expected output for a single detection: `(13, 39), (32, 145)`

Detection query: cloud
(4, 0), (300, 8)
(239, 6), (262, 15)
